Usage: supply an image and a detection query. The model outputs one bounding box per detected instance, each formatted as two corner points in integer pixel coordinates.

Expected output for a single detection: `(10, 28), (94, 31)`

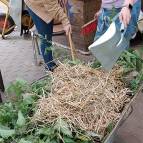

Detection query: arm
(42, 0), (69, 26)
(124, 0), (134, 5)
(119, 0), (136, 27)
(42, 0), (71, 34)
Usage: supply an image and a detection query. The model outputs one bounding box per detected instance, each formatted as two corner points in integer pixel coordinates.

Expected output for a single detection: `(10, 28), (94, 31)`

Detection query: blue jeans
(95, 0), (141, 41)
(28, 8), (56, 70)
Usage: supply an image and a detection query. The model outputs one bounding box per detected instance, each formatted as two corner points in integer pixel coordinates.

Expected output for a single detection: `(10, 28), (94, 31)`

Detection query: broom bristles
(81, 19), (98, 36)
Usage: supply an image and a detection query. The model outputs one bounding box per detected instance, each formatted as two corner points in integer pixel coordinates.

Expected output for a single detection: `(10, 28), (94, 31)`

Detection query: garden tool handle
(112, 14), (126, 35)
(120, 23), (126, 34)
(116, 22), (127, 47)
(63, 1), (77, 60)
(68, 32), (76, 60)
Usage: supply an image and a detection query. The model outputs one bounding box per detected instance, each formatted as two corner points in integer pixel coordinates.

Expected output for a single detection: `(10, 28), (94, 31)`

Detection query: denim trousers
(28, 8), (56, 69)
(95, 0), (141, 41)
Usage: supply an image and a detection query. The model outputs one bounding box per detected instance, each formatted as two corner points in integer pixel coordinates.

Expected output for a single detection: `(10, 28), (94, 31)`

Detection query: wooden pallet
(0, 70), (4, 102)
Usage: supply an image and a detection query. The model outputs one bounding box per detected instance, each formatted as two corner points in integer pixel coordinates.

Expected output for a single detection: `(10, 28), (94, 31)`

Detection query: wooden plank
(0, 70), (4, 102)
(113, 87), (143, 143)
(0, 92), (3, 103)
(104, 85), (143, 143)
(0, 70), (4, 92)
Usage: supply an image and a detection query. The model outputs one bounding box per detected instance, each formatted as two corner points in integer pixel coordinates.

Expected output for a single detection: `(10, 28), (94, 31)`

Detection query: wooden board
(104, 85), (143, 143)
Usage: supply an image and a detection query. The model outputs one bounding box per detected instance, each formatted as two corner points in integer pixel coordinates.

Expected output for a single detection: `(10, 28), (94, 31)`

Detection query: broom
(63, 2), (77, 60)
(81, 18), (98, 36)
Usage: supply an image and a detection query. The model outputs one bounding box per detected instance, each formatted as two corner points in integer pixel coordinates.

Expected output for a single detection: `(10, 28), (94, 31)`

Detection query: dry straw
(33, 63), (131, 136)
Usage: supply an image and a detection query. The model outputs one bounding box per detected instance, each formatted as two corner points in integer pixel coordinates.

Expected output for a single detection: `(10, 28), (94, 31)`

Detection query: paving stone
(0, 32), (45, 86)
(0, 30), (93, 86)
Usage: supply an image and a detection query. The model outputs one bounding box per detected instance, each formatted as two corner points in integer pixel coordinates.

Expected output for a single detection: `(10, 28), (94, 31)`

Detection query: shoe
(45, 64), (58, 72)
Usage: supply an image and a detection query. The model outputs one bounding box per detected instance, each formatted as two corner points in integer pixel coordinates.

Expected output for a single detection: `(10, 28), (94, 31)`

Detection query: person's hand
(63, 23), (72, 35)
(119, 7), (131, 27)
(94, 10), (101, 19)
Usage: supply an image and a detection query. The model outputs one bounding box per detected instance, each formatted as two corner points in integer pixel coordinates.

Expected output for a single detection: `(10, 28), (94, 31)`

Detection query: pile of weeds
(0, 48), (142, 143)
(118, 49), (143, 93)
(0, 78), (95, 143)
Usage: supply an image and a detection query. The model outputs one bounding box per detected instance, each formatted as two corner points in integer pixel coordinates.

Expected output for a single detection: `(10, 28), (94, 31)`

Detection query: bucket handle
(120, 22), (126, 35)
(116, 22), (127, 47)
(112, 14), (126, 34)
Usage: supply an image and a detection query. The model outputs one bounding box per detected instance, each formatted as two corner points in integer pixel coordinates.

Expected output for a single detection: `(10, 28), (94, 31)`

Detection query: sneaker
(45, 64), (58, 72)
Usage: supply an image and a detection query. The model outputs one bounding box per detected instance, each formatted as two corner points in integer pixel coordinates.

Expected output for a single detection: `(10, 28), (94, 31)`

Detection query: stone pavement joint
(0, 32), (45, 86)
(0, 31), (93, 86)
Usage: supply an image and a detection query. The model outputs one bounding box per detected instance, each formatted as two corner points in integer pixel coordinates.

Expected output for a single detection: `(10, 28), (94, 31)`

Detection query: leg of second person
(124, 0), (141, 40)
(28, 8), (56, 70)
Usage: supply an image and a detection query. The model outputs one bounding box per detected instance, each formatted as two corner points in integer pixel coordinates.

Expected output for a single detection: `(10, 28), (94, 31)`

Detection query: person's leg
(112, 0), (141, 41)
(28, 8), (56, 70)
(94, 9), (109, 41)
(94, 0), (141, 41)
(124, 0), (141, 40)
(94, 8), (119, 41)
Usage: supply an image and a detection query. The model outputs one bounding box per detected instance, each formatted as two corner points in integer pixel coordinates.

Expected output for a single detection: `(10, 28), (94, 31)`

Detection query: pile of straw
(33, 63), (131, 136)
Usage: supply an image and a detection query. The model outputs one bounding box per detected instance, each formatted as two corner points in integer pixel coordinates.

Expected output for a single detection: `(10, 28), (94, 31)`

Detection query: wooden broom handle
(68, 32), (76, 60)
(81, 19), (96, 28)
(62, 1), (77, 60)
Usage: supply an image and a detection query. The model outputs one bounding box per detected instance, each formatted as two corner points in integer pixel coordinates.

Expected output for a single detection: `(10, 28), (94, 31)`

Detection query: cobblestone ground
(0, 31), (93, 87)
(0, 31), (45, 86)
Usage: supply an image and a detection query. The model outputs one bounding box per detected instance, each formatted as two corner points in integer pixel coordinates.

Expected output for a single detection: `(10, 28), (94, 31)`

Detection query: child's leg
(28, 8), (56, 70)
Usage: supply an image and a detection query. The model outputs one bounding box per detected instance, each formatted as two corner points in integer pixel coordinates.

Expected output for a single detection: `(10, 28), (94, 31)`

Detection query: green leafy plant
(54, 118), (73, 138)
(6, 79), (30, 97)
(31, 77), (52, 96)
(16, 111), (26, 127)
(118, 49), (143, 93)
(90, 60), (101, 69)
(118, 49), (143, 73)
(0, 78), (94, 143)
(130, 72), (143, 93)
(64, 59), (83, 66)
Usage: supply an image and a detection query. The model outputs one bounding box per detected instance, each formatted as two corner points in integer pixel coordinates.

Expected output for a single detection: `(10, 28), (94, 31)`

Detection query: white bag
(9, 0), (22, 31)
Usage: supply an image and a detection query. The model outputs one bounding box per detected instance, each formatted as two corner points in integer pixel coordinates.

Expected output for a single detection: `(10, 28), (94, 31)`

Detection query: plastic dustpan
(88, 22), (129, 71)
